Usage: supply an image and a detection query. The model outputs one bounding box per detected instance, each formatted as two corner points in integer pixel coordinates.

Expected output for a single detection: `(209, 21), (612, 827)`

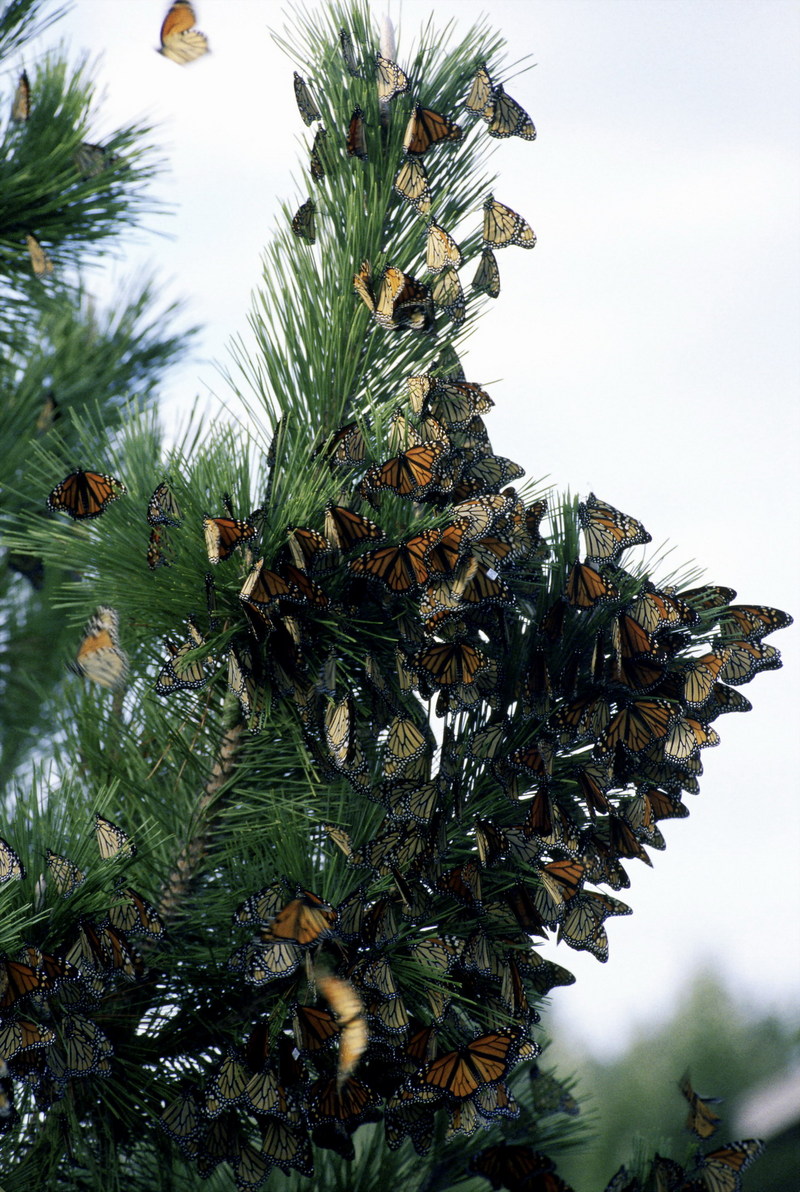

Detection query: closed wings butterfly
(293, 72), (321, 125)
(483, 196), (536, 249)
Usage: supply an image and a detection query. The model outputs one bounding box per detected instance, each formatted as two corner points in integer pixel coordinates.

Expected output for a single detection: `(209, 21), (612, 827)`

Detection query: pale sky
(22, 0), (800, 1057)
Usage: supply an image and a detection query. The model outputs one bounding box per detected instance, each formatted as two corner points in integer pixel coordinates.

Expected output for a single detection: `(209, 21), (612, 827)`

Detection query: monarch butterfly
(679, 1071), (722, 1140)
(426, 221), (462, 274)
(422, 378), (494, 425)
(628, 587), (697, 634)
(578, 493), (651, 564)
(203, 511), (257, 564)
(354, 260), (435, 332)
(159, 1085), (204, 1149)
(11, 70), (30, 121)
(262, 892), (336, 945)
(0, 837), (24, 882)
(718, 604), (792, 642)
(307, 1075), (380, 1128)
(483, 196), (536, 249)
(74, 141), (118, 178)
(324, 695), (358, 768)
(261, 1116), (314, 1176)
(403, 104), (462, 156)
(323, 504), (383, 552)
(147, 479), (182, 527)
(565, 561), (619, 608)
(376, 52), (409, 102)
(67, 919), (143, 977)
(294, 1004), (340, 1053)
(678, 583), (737, 611)
(204, 1051), (249, 1116)
(703, 682), (752, 718)
(339, 28), (360, 77)
(315, 969), (367, 1088)
(382, 715), (430, 779)
(46, 850), (86, 896)
(293, 71), (320, 125)
(394, 157), (431, 214)
(147, 525), (174, 569)
(155, 620), (208, 694)
(469, 1144), (557, 1190)
(346, 106), (368, 159)
(361, 442), (446, 500)
(431, 267), (466, 323)
(437, 860), (482, 907)
(26, 232), (52, 276)
(159, 1), (209, 64)
(473, 248), (501, 298)
(0, 1017), (56, 1063)
(228, 938), (304, 986)
(602, 699), (677, 754)
(301, 124), (326, 182)
(662, 716), (719, 764)
(95, 813), (136, 860)
(234, 880), (286, 926)
(73, 606), (128, 691)
(717, 639), (781, 685)
(290, 197), (316, 243)
(415, 1031), (527, 1098)
(415, 641), (488, 687)
(108, 887), (165, 938)
(348, 532), (436, 593)
(451, 449), (525, 500)
(694, 1140), (765, 1192)
(48, 468), (126, 519)
(465, 64), (493, 117)
(485, 83), (536, 140)
(529, 1065), (581, 1118)
(0, 957), (52, 1009)
(558, 891), (631, 961)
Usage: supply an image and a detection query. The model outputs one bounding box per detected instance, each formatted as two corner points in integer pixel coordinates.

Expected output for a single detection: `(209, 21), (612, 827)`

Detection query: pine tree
(0, 3), (790, 1190)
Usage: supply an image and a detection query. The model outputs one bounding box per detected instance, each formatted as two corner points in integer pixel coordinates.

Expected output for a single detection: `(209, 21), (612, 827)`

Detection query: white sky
(22, 0), (800, 1059)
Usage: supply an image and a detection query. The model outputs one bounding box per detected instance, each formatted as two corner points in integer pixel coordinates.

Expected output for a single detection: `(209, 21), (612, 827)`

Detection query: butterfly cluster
(0, 817), (163, 1118)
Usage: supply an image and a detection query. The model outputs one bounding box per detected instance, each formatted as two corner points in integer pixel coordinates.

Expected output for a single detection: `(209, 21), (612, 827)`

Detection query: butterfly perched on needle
(346, 106), (368, 160)
(483, 196), (536, 249)
(354, 261), (434, 332)
(72, 607), (128, 691)
(291, 198), (316, 243)
(203, 509), (257, 563)
(26, 233), (52, 277)
(47, 468), (126, 520)
(376, 53), (409, 103)
(394, 157), (432, 215)
(466, 63), (536, 140)
(403, 104), (462, 156)
(11, 71), (30, 122)
(159, 1), (209, 65)
(294, 72), (321, 125)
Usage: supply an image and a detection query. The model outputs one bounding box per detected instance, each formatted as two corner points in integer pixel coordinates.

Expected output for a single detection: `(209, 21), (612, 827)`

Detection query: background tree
(0, 3), (791, 1190)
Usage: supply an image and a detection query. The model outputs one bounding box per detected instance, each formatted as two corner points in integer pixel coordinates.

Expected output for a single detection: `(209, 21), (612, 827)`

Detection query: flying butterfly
(693, 1140), (765, 1192)
(73, 606), (128, 691)
(159, 1), (209, 65)
(483, 196), (536, 249)
(473, 248), (500, 298)
(261, 891), (336, 946)
(147, 480), (182, 527)
(354, 260), (434, 332)
(346, 106), (368, 159)
(426, 222), (462, 274)
(403, 104), (462, 156)
(376, 52), (409, 102)
(26, 233), (52, 276)
(315, 968), (368, 1089)
(291, 197), (316, 243)
(11, 71), (30, 121)
(293, 71), (320, 125)
(203, 511), (257, 564)
(48, 468), (126, 520)
(0, 837), (24, 882)
(469, 1144), (557, 1190)
(394, 157), (431, 214)
(578, 493), (651, 564)
(679, 1071), (722, 1140)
